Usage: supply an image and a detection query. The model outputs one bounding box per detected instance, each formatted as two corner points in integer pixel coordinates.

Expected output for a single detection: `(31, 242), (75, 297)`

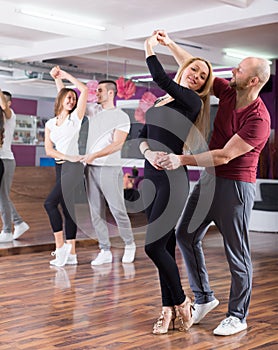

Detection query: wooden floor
(0, 167), (277, 349)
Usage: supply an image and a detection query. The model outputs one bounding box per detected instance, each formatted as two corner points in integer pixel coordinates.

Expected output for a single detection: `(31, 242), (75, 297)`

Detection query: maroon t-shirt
(207, 77), (271, 183)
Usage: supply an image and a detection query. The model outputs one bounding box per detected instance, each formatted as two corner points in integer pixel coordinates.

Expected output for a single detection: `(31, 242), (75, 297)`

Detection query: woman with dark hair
(44, 67), (88, 267)
(139, 31), (213, 334)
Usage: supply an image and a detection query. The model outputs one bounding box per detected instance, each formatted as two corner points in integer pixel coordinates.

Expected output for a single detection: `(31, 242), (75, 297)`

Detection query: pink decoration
(134, 108), (146, 124)
(139, 91), (157, 112)
(86, 80), (98, 102)
(116, 76), (136, 100)
(134, 91), (157, 124)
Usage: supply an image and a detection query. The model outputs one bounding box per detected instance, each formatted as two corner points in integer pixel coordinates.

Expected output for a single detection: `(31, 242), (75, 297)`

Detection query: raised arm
(50, 66), (88, 120)
(144, 33), (159, 58)
(156, 30), (193, 66)
(50, 66), (64, 92)
(156, 30), (216, 91)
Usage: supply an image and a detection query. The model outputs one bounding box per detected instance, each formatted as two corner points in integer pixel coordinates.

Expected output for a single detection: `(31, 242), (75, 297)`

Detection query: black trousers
(142, 166), (189, 306)
(44, 161), (84, 240)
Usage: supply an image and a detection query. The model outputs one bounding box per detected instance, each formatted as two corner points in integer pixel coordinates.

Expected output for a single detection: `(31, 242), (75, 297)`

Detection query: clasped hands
(50, 65), (68, 80)
(145, 150), (181, 170)
(145, 29), (172, 47)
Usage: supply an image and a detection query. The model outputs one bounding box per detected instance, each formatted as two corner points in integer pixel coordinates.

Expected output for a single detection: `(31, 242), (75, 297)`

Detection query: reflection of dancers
(51, 265), (77, 290)
(0, 90), (30, 243)
(44, 66), (88, 267)
(49, 266), (76, 330)
(139, 31), (213, 334)
(122, 263), (135, 280)
(91, 264), (113, 298)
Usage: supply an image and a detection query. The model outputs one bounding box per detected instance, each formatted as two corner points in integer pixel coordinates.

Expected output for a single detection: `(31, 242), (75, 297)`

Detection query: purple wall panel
(12, 98), (37, 115)
(123, 166), (144, 177)
(12, 145), (36, 166)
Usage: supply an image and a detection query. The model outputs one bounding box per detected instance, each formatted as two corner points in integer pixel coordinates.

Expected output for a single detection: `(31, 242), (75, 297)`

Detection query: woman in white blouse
(44, 67), (88, 267)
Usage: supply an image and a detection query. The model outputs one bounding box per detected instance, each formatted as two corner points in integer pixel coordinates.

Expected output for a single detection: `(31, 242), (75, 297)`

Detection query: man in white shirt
(0, 90), (29, 242)
(81, 80), (136, 265)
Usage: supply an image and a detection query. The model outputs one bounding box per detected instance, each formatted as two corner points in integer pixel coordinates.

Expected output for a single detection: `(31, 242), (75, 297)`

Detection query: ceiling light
(225, 49), (272, 64)
(213, 69), (233, 77)
(17, 8), (106, 31)
(0, 67), (14, 72)
(132, 77), (153, 83)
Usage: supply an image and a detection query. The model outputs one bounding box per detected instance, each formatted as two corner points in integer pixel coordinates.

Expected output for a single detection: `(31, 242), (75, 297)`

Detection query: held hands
(79, 154), (96, 164)
(50, 66), (60, 79)
(49, 66), (68, 80)
(157, 153), (182, 170)
(153, 30), (173, 46)
(65, 155), (83, 163)
(144, 33), (159, 49)
(144, 150), (167, 170)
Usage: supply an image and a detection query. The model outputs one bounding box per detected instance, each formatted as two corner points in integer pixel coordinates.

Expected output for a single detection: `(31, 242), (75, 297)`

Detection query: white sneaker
(50, 253), (78, 266)
(122, 242), (136, 263)
(91, 249), (112, 266)
(50, 243), (72, 267)
(66, 254), (78, 265)
(13, 222), (30, 240)
(213, 316), (247, 336)
(193, 298), (219, 324)
(0, 232), (13, 243)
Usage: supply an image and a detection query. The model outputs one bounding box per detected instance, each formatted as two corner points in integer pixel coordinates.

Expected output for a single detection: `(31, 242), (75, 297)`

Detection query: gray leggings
(0, 159), (23, 232)
(176, 171), (256, 321)
(84, 165), (134, 250)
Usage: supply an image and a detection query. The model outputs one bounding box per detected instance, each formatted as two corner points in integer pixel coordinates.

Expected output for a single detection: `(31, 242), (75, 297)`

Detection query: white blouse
(45, 110), (82, 156)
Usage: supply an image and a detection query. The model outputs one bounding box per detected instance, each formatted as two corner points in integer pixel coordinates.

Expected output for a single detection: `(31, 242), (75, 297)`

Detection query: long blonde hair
(175, 57), (213, 152)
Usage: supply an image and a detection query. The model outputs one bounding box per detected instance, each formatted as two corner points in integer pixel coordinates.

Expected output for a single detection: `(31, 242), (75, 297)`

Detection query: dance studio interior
(0, 0), (277, 349)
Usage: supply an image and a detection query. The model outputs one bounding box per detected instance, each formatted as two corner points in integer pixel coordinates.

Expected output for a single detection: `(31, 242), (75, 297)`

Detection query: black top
(139, 55), (202, 169)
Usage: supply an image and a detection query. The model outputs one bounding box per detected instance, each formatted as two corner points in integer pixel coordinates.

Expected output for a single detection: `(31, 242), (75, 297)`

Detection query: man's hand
(156, 30), (173, 46)
(65, 155), (83, 163)
(50, 66), (60, 79)
(79, 154), (96, 164)
(157, 153), (181, 170)
(144, 150), (167, 170)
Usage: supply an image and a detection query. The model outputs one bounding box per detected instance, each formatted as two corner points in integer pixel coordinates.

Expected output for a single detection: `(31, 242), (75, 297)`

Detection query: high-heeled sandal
(175, 296), (195, 331)
(153, 306), (176, 334)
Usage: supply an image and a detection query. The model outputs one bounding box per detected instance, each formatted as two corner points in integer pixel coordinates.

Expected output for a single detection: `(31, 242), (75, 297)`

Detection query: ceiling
(0, 0), (277, 98)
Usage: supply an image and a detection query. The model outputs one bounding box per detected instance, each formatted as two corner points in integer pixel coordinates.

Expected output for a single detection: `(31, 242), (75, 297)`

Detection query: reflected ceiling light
(225, 49), (272, 64)
(17, 8), (106, 31)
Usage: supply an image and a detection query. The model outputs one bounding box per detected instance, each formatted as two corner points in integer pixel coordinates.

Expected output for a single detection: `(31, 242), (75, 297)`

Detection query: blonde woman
(139, 31), (213, 334)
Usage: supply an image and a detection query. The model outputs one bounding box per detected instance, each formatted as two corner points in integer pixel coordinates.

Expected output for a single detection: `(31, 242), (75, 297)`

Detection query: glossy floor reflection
(0, 231), (277, 349)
